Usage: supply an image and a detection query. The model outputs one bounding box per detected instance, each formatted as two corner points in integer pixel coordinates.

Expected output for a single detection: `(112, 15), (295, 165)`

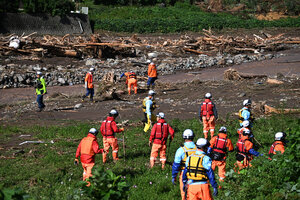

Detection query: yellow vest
(142, 97), (156, 113)
(238, 107), (253, 124)
(180, 145), (197, 170)
(187, 154), (208, 181)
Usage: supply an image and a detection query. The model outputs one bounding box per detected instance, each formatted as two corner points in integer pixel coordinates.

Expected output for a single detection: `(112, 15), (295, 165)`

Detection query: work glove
(172, 177), (176, 185)
(119, 128), (124, 132)
(213, 187), (218, 196)
(148, 141), (152, 147)
(74, 159), (79, 165)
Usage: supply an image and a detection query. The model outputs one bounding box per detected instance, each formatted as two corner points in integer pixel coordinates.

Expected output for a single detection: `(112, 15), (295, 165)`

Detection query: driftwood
(264, 104), (300, 114)
(224, 68), (267, 80)
(182, 48), (210, 55)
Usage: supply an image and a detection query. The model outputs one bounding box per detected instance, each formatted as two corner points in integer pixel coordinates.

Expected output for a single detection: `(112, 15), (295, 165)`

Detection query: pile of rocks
(0, 52), (284, 89)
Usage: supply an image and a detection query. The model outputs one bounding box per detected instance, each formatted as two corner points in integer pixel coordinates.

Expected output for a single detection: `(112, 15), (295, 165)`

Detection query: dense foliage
(0, 114), (299, 199)
(0, 0), (75, 16)
(22, 0), (75, 16)
(87, 3), (300, 33)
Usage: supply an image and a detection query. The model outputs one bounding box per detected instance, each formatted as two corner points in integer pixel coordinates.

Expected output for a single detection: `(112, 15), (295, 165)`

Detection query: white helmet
(37, 71), (42, 75)
(148, 90), (156, 96)
(89, 67), (95, 72)
(219, 126), (227, 133)
(243, 99), (252, 106)
(182, 129), (194, 140)
(275, 132), (286, 141)
(205, 93), (212, 99)
(89, 128), (98, 136)
(242, 129), (251, 136)
(146, 60), (151, 64)
(156, 112), (165, 119)
(109, 109), (119, 116)
(196, 138), (209, 149)
(242, 120), (250, 128)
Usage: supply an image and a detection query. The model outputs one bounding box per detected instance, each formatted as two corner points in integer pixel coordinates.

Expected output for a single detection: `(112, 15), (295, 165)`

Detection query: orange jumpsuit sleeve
(227, 139), (234, 152)
(245, 140), (253, 151)
(209, 136), (217, 148)
(92, 140), (104, 154)
(111, 121), (123, 133)
(275, 144), (285, 154)
(149, 124), (157, 142)
(100, 121), (105, 136)
(168, 125), (175, 140)
(75, 140), (82, 158)
(148, 65), (152, 76)
(85, 73), (88, 82)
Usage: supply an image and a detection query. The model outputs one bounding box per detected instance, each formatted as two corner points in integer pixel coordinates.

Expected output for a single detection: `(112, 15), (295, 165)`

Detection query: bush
(88, 4), (300, 33)
(23, 0), (75, 16)
(0, 185), (29, 200)
(0, 0), (19, 13)
(80, 166), (130, 200)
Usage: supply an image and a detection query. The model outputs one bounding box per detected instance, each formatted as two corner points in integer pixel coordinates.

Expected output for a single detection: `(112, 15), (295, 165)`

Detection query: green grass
(83, 2), (300, 33)
(0, 115), (299, 199)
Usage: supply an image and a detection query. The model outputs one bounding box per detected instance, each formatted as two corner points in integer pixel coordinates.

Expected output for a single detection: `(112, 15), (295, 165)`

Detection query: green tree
(0, 0), (19, 12)
(23, 0), (75, 16)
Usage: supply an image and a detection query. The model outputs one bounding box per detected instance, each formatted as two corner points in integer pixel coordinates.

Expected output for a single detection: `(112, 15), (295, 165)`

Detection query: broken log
(183, 48), (210, 55)
(224, 68), (267, 80)
(264, 104), (300, 114)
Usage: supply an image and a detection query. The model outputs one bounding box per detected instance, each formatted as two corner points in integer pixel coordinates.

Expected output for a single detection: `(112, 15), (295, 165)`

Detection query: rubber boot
(150, 159), (155, 168)
(210, 130), (214, 138)
(113, 152), (119, 161)
(147, 85), (150, 90)
(161, 162), (166, 170)
(103, 153), (107, 163)
(203, 131), (208, 139)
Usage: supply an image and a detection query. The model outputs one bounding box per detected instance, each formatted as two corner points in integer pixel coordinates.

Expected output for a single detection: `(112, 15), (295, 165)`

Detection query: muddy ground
(1, 29), (300, 128)
(1, 52), (299, 127)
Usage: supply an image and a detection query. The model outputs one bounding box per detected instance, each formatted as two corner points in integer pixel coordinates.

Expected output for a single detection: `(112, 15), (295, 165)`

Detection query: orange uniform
(210, 133), (233, 182)
(199, 99), (218, 139)
(148, 63), (157, 78)
(75, 133), (104, 183)
(124, 72), (137, 95)
(237, 127), (250, 139)
(235, 135), (254, 172)
(269, 141), (285, 155)
(85, 72), (94, 89)
(149, 119), (174, 169)
(100, 116), (123, 163)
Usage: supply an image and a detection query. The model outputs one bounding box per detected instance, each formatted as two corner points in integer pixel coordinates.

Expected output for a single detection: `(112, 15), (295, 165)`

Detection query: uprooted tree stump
(224, 68), (243, 80)
(224, 68), (267, 80)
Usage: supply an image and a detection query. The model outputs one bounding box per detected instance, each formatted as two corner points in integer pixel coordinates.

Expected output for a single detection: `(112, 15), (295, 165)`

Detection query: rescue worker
(235, 129), (263, 173)
(199, 93), (218, 139)
(35, 71), (47, 112)
(208, 127), (233, 185)
(172, 129), (197, 200)
(147, 62), (157, 90)
(237, 120), (251, 139)
(82, 67), (95, 102)
(149, 112), (174, 169)
(143, 90), (157, 133)
(100, 109), (124, 163)
(182, 138), (218, 200)
(75, 128), (105, 186)
(239, 99), (254, 127)
(120, 71), (138, 95)
(269, 132), (286, 156)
